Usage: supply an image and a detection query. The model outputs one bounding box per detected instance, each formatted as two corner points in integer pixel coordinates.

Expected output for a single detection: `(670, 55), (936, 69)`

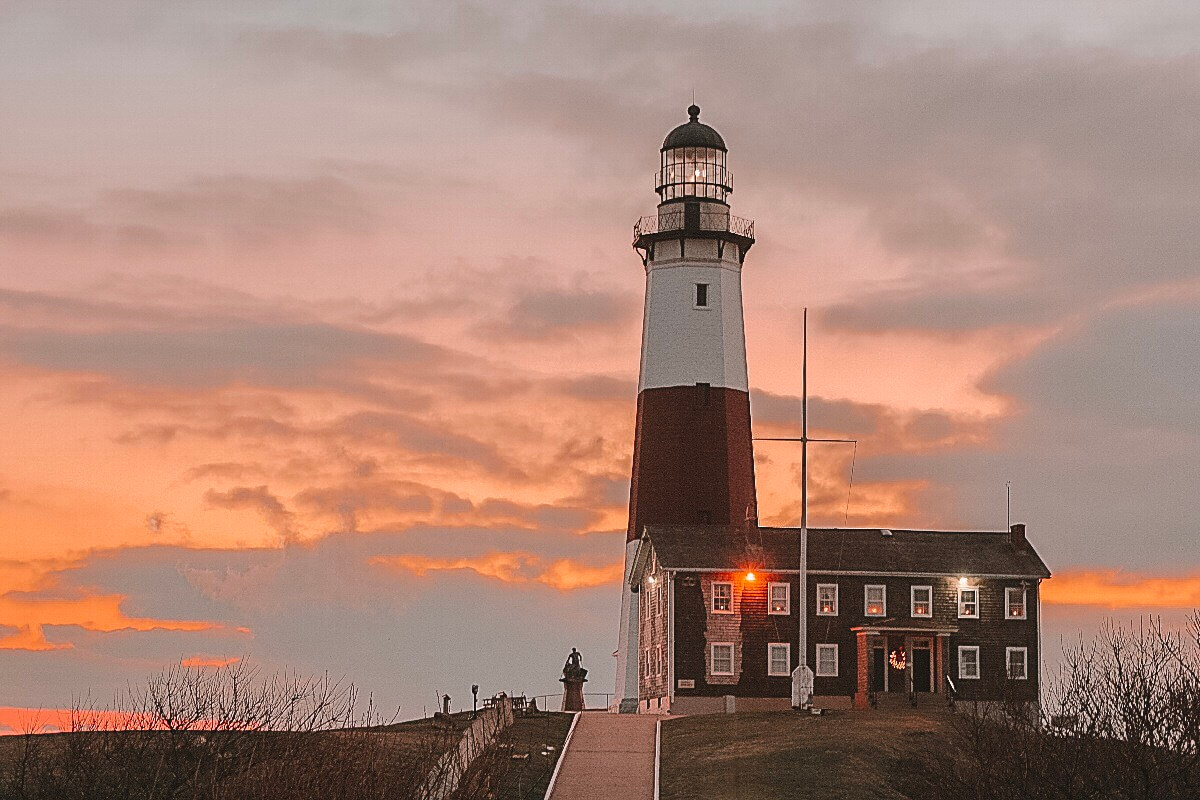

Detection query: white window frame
(710, 642), (734, 676)
(815, 643), (839, 677)
(958, 587), (979, 619)
(816, 583), (839, 616)
(711, 581), (733, 614)
(864, 584), (887, 617)
(1005, 587), (1027, 619)
(767, 643), (791, 677)
(958, 646), (980, 680)
(1006, 647), (1028, 680)
(768, 582), (790, 615)
(910, 585), (933, 618)
(656, 645), (662, 677)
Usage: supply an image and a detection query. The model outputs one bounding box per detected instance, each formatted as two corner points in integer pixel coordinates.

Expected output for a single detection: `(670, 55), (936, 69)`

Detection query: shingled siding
(671, 571), (799, 699)
(805, 574), (1041, 702)
(637, 555), (670, 707)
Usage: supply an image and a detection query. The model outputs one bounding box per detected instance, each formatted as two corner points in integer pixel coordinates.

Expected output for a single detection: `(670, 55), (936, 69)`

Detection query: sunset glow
(1, 0), (1197, 721)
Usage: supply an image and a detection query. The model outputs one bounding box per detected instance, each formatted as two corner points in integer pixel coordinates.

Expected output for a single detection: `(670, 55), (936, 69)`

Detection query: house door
(870, 647), (886, 692)
(912, 646), (932, 692)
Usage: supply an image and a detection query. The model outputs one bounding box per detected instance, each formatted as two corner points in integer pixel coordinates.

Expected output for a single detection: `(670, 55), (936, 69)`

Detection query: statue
(562, 648), (588, 681)
(560, 648), (588, 711)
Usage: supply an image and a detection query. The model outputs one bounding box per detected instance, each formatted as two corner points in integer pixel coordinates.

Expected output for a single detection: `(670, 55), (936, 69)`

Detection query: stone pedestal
(561, 676), (587, 711)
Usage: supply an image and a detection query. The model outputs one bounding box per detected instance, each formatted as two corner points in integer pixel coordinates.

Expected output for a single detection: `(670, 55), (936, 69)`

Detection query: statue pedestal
(560, 676), (587, 711)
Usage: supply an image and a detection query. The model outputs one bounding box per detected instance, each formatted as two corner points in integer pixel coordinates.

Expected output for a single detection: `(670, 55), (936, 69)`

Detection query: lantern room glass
(657, 146), (732, 202)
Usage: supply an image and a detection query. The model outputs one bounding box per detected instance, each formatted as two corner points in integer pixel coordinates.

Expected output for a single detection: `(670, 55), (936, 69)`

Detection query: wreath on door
(889, 646), (907, 671)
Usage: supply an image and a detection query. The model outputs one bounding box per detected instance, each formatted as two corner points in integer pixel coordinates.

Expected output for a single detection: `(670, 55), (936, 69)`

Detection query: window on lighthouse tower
(694, 283), (709, 307)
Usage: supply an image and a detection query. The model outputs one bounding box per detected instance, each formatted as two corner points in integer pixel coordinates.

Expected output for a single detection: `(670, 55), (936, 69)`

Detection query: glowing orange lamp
(745, 571), (756, 581)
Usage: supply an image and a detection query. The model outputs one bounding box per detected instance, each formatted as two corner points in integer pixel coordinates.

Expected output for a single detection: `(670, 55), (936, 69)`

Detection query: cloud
(203, 486), (297, 544)
(0, 593), (219, 652)
(103, 174), (379, 244)
(180, 655), (241, 668)
(1, 323), (444, 389)
(474, 287), (638, 343)
(369, 552), (623, 591)
(1043, 570), (1200, 609)
(983, 300), (1200, 431)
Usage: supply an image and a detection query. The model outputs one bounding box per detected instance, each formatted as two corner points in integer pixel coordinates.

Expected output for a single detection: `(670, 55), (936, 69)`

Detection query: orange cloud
(1043, 570), (1200, 609)
(181, 655), (241, 668)
(369, 552), (622, 591)
(0, 593), (219, 651)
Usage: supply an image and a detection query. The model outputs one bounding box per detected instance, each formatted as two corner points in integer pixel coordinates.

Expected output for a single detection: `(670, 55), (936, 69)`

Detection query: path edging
(543, 711), (581, 800)
(654, 718), (662, 800)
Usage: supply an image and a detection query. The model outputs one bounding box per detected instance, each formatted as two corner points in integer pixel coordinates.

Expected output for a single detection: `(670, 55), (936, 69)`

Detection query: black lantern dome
(661, 104), (727, 151)
(656, 105), (733, 203)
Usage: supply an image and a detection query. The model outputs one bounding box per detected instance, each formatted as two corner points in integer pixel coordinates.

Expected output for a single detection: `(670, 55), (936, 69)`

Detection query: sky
(1, 0), (1199, 729)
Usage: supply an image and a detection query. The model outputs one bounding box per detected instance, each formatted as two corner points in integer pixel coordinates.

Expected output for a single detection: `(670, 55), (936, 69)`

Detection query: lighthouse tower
(615, 105), (757, 711)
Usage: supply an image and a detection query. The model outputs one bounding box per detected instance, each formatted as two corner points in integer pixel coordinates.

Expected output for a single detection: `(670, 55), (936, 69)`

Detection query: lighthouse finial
(688, 103), (700, 122)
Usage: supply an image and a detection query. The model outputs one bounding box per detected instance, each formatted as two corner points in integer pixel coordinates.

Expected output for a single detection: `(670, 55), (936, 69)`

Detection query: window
(644, 648), (651, 678)
(958, 646), (980, 680)
(767, 643), (790, 676)
(958, 587), (979, 618)
(865, 585), (887, 616)
(656, 645), (662, 677)
(911, 585), (932, 618)
(711, 582), (732, 613)
(768, 582), (790, 615)
(694, 283), (709, 307)
(711, 643), (734, 676)
(1006, 587), (1027, 619)
(1007, 647), (1028, 680)
(817, 584), (838, 616)
(816, 644), (839, 677)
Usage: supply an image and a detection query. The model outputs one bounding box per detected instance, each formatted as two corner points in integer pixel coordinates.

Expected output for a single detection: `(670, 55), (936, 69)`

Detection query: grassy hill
(660, 706), (956, 800)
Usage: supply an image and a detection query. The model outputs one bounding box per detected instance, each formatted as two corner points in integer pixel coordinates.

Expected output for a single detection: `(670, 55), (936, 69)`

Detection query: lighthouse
(615, 105), (757, 711)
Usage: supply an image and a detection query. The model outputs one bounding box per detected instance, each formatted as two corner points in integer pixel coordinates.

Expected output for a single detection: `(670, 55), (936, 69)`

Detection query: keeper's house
(628, 523), (1051, 714)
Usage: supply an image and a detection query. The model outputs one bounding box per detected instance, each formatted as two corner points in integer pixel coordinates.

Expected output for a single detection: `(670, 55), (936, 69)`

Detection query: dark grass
(660, 707), (956, 800)
(464, 711), (575, 800)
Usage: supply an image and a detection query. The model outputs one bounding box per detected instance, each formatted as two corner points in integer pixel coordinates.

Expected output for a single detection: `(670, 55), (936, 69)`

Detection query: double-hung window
(767, 643), (790, 676)
(816, 644), (839, 677)
(711, 643), (734, 676)
(864, 585), (887, 617)
(958, 587), (979, 618)
(1006, 587), (1027, 619)
(911, 585), (932, 618)
(958, 646), (980, 680)
(768, 582), (790, 615)
(817, 584), (838, 615)
(711, 582), (733, 613)
(1006, 647), (1028, 680)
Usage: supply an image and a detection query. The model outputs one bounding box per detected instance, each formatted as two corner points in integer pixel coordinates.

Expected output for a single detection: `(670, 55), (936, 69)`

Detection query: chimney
(1010, 523), (1026, 548)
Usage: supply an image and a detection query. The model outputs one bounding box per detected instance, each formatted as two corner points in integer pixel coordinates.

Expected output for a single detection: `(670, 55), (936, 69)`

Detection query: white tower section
(638, 206), (750, 393)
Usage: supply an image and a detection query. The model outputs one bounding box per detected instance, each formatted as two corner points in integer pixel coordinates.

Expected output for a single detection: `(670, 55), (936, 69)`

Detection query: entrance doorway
(912, 645), (932, 692)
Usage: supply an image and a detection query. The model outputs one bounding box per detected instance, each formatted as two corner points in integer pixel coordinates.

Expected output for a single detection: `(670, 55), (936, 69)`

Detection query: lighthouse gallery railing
(633, 211), (755, 244)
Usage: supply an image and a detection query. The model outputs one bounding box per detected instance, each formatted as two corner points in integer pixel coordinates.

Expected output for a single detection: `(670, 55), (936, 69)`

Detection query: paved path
(548, 712), (658, 799)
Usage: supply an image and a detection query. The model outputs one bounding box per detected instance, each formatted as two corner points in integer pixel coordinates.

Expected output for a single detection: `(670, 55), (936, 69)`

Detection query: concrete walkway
(548, 712), (658, 800)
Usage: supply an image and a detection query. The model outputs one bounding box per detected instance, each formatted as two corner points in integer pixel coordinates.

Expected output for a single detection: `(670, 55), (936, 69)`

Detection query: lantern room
(656, 105), (733, 203)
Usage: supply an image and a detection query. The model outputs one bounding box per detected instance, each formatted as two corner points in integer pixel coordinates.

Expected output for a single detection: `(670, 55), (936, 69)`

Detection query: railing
(632, 212), (755, 243)
(529, 692), (613, 712)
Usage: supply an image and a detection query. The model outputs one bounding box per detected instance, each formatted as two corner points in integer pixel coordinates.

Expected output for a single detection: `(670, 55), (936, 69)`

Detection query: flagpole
(798, 307), (810, 708)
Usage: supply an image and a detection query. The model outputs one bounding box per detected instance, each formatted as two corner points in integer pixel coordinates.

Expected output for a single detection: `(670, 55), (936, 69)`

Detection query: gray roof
(662, 105), (727, 151)
(640, 525), (1051, 579)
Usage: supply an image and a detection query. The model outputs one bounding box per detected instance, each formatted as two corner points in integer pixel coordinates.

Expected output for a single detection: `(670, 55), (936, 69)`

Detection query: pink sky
(1, 0), (1198, 722)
